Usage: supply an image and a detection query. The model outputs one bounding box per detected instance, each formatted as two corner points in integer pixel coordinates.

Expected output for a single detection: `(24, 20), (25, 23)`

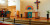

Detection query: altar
(25, 12), (38, 18)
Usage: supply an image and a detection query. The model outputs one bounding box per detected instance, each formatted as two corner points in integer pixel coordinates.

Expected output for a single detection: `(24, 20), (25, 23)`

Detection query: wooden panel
(35, 12), (38, 18)
(17, 11), (19, 18)
(7, 14), (10, 18)
(8, 6), (16, 16)
(25, 12), (28, 17)
(32, 13), (35, 17)
(17, 11), (19, 15)
(7, 11), (11, 18)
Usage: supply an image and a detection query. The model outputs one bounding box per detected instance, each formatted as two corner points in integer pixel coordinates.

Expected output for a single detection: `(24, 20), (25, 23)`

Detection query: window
(0, 0), (5, 4)
(8, 0), (16, 6)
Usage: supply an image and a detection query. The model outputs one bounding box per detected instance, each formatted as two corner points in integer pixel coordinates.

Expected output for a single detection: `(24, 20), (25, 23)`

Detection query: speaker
(21, 14), (22, 18)
(14, 18), (15, 24)
(47, 14), (49, 19)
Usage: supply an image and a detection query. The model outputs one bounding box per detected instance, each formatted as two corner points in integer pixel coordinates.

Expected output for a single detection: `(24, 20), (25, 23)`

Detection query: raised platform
(0, 17), (50, 25)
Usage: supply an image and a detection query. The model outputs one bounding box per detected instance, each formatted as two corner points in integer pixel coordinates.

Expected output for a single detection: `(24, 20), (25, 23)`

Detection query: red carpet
(0, 23), (14, 25)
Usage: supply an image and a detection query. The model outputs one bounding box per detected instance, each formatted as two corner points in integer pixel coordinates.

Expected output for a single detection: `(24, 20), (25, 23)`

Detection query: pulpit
(6, 11), (11, 18)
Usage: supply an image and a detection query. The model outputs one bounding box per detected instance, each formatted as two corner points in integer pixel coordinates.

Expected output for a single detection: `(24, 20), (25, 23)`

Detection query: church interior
(0, 0), (50, 25)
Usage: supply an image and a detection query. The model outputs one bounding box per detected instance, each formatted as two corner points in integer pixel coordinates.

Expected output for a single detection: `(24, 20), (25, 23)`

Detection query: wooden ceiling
(8, 6), (16, 8)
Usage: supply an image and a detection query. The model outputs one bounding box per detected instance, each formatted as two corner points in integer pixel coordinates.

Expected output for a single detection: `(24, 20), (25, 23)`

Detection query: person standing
(3, 9), (5, 17)
(1, 9), (3, 17)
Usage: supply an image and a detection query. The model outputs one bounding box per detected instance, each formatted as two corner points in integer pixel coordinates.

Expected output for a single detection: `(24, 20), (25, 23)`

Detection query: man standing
(3, 9), (5, 17)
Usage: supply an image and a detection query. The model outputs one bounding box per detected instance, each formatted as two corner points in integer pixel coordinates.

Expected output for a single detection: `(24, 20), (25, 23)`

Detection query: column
(16, 0), (20, 17)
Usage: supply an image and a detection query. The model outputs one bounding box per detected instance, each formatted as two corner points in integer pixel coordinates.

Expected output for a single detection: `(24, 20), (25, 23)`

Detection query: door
(28, 12), (32, 18)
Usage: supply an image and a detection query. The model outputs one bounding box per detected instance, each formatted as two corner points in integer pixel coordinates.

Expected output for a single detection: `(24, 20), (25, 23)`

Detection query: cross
(34, 0), (40, 10)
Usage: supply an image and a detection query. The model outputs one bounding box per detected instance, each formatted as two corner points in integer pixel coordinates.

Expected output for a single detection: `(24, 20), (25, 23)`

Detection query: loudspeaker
(21, 14), (22, 18)
(14, 18), (15, 24)
(47, 14), (49, 19)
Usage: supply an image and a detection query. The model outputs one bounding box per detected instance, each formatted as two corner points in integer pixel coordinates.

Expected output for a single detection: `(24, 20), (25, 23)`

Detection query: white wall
(39, 0), (50, 18)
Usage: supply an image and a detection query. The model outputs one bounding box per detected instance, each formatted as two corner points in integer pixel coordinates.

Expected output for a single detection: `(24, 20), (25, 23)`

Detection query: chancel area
(20, 0), (50, 19)
(0, 0), (50, 25)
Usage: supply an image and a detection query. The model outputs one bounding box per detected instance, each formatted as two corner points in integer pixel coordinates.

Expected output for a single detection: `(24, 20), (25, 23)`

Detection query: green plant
(47, 11), (49, 14)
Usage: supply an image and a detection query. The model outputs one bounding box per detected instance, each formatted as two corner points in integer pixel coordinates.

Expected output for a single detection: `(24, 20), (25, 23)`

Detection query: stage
(0, 17), (50, 25)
